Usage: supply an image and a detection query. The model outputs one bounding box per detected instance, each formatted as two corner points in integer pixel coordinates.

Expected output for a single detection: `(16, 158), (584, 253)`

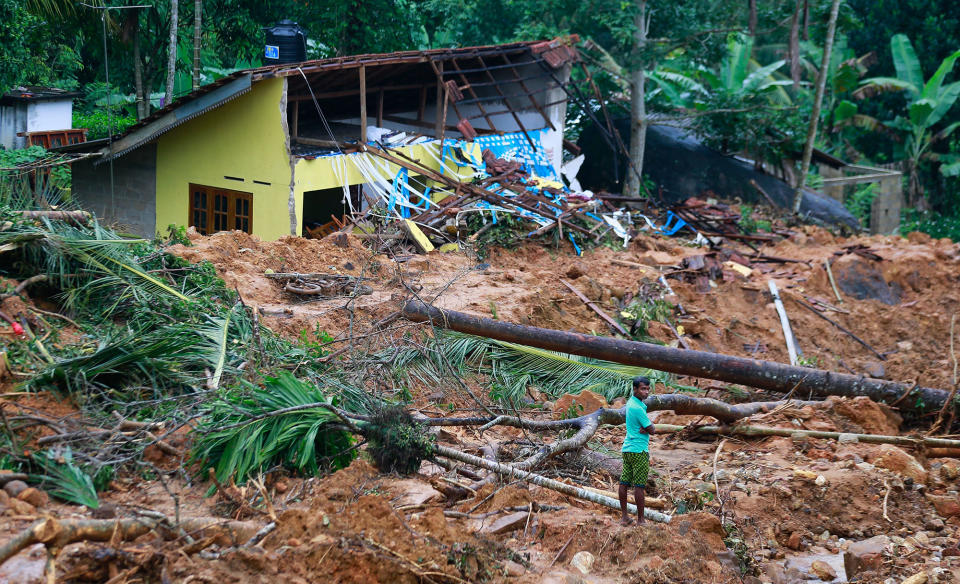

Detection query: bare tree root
(421, 396), (815, 469)
(0, 516), (264, 567)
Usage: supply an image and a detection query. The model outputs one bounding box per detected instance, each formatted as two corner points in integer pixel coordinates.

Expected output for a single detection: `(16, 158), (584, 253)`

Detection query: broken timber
(401, 300), (953, 412)
(434, 445), (671, 523)
(560, 279), (628, 335)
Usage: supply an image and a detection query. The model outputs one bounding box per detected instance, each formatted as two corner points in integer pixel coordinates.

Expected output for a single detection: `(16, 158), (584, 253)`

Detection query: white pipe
(768, 280), (798, 366)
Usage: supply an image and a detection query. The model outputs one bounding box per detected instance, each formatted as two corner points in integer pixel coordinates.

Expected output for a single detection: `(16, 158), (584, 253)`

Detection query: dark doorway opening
(302, 184), (362, 238)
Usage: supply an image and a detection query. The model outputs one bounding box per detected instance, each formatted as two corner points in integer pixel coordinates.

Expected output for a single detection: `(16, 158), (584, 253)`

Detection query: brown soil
(3, 225), (960, 583)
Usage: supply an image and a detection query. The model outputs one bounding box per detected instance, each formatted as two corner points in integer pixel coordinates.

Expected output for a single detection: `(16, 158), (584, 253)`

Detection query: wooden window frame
(188, 183), (253, 235)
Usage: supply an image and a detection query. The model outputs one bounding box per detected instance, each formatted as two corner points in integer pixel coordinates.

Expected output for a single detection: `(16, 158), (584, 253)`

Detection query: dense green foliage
(193, 372), (363, 484)
(364, 407), (435, 475)
(393, 330), (680, 403)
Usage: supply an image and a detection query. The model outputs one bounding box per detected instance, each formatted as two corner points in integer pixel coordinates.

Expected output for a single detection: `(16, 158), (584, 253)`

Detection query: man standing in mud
(619, 376), (655, 525)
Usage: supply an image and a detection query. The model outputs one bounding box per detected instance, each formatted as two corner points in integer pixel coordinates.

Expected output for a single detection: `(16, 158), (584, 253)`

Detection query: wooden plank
(820, 172), (899, 186)
(434, 61), (444, 140)
(401, 219), (435, 253)
(560, 279), (628, 335)
(359, 65), (367, 143)
(377, 89), (384, 127)
(291, 101), (299, 139)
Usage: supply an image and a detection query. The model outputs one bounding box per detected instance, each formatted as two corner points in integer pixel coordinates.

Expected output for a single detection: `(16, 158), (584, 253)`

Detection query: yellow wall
(294, 141), (482, 212)
(155, 77), (293, 240)
(155, 75), (483, 241)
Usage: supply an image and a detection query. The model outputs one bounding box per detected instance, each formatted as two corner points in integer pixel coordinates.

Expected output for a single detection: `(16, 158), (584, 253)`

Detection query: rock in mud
(843, 535), (890, 577)
(871, 445), (927, 484)
(925, 494), (960, 519)
(685, 512), (728, 551)
(553, 390), (608, 419)
(810, 560), (837, 580)
(6, 497), (35, 515)
(787, 531), (804, 551)
(3, 480), (28, 498)
(483, 511), (529, 534)
(16, 488), (48, 509)
(570, 551), (595, 575)
(833, 255), (901, 305)
(502, 560), (525, 577)
(863, 361), (886, 379)
(901, 572), (928, 584)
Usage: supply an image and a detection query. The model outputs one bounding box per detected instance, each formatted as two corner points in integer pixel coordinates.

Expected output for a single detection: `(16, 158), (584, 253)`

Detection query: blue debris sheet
(326, 128), (695, 254)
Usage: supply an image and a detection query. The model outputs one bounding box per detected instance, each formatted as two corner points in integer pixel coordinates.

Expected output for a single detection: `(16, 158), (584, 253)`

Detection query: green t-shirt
(622, 395), (652, 453)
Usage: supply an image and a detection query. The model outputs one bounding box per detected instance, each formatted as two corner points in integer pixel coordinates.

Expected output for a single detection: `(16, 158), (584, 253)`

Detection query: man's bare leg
(634, 486), (646, 524)
(618, 483), (634, 525)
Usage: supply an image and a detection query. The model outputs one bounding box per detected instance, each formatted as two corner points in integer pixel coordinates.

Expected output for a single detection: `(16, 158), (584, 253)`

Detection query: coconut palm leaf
(0, 217), (191, 315)
(198, 307), (235, 390)
(193, 372), (369, 485)
(33, 448), (99, 508)
(393, 331), (676, 403)
(29, 318), (244, 395)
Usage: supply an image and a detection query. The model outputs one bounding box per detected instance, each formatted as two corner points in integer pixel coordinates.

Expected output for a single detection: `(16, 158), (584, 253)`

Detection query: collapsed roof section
(77, 38), (579, 164)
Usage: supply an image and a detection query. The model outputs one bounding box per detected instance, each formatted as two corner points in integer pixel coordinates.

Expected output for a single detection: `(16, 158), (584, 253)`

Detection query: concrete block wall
(72, 143), (158, 237)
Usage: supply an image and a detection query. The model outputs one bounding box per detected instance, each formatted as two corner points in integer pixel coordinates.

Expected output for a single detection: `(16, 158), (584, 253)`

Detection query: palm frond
(29, 319), (244, 396)
(33, 448), (99, 508)
(193, 372), (369, 485)
(393, 331), (675, 403)
(0, 217), (191, 316)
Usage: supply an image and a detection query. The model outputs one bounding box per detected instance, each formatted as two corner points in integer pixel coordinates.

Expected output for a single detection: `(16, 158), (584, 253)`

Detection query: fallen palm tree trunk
(14, 210), (91, 224)
(0, 516), (263, 567)
(655, 423), (960, 451)
(434, 445), (671, 523)
(402, 300), (951, 412)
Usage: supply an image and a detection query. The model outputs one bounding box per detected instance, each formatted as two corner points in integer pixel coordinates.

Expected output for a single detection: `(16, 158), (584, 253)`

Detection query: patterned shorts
(620, 451), (650, 488)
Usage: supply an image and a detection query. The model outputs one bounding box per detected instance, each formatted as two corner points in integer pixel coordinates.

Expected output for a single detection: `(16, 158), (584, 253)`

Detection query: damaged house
(64, 39), (578, 240)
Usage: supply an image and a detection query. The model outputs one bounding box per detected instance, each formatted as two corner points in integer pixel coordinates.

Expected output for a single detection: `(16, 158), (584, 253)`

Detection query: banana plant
(648, 35), (793, 109)
(855, 34), (960, 203)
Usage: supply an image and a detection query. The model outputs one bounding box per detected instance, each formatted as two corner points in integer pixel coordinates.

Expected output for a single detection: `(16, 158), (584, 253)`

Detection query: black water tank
(264, 20), (307, 65)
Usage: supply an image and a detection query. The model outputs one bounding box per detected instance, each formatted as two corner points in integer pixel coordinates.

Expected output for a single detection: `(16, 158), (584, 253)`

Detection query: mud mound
(169, 230), (379, 306)
(534, 511), (740, 583)
(167, 460), (510, 584)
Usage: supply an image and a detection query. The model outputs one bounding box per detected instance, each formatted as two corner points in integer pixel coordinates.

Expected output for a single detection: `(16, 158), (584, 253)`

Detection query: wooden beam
(377, 89), (384, 127)
(286, 83), (428, 101)
(418, 86), (427, 122)
(359, 65), (367, 143)
(820, 172), (901, 186)
(292, 101), (299, 139)
(381, 115), (495, 135)
(434, 61), (444, 139)
(502, 52), (556, 131)
(476, 54), (535, 149)
(293, 136), (350, 148)
(449, 58), (499, 133)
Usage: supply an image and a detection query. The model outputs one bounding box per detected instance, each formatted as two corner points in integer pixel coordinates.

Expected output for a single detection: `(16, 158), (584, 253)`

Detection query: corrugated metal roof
(97, 74), (252, 163)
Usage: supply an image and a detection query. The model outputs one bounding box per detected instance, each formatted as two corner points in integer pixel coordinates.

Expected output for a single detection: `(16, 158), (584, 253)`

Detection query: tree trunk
(654, 423), (960, 450)
(192, 0), (201, 90)
(802, 0), (810, 40)
(788, 0), (802, 91)
(624, 0), (648, 197)
(434, 445), (672, 523)
(165, 0), (179, 107)
(792, 0), (842, 214)
(130, 10), (146, 120)
(748, 0), (757, 36)
(401, 300), (952, 412)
